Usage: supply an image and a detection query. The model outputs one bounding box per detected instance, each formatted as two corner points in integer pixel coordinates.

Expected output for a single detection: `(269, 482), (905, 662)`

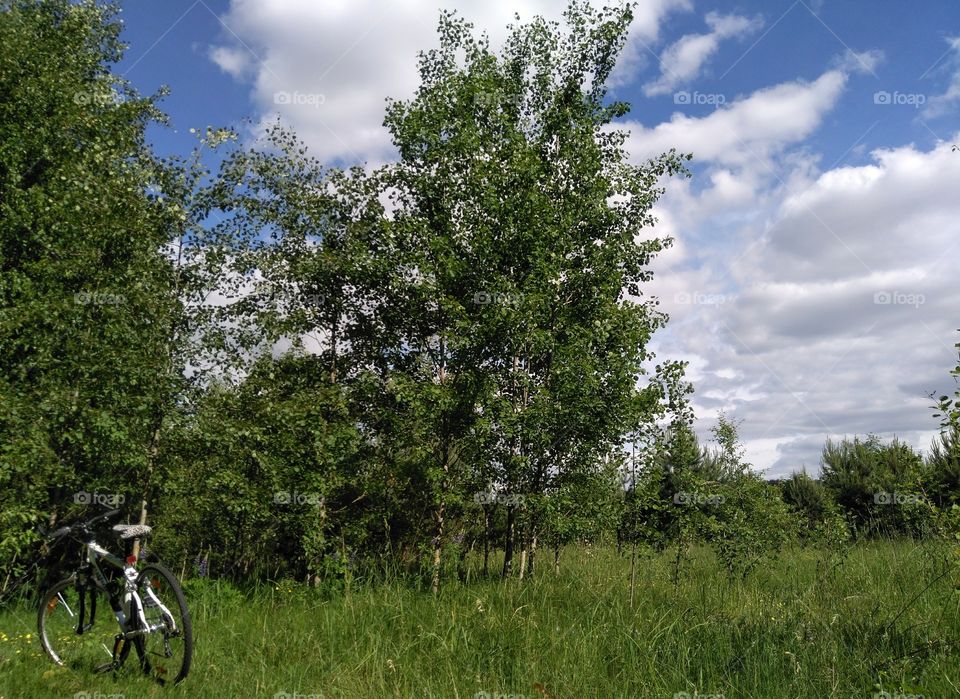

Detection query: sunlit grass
(0, 541), (957, 698)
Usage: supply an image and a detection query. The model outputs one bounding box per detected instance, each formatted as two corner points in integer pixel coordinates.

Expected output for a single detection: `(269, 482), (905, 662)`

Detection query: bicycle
(36, 508), (192, 685)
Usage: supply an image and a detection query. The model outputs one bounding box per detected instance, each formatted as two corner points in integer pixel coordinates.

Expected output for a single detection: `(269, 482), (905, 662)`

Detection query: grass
(1, 540), (958, 698)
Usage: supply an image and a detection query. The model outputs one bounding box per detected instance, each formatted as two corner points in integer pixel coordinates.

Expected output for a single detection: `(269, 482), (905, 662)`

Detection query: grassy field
(0, 541), (957, 698)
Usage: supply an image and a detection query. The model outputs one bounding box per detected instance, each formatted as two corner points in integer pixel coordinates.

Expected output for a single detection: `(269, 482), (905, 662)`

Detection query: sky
(112, 0), (960, 476)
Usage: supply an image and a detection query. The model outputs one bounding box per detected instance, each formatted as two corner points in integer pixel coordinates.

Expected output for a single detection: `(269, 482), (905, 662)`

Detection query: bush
(699, 474), (797, 578)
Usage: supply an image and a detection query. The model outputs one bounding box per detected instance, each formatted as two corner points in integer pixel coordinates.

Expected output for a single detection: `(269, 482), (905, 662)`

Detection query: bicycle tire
(132, 562), (193, 684)
(37, 576), (118, 672)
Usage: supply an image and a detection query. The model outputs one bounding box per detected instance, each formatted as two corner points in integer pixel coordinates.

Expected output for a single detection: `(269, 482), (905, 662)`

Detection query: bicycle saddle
(112, 524), (153, 539)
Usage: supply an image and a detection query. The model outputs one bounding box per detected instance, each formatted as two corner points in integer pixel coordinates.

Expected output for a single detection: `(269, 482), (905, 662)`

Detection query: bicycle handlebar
(46, 508), (123, 542)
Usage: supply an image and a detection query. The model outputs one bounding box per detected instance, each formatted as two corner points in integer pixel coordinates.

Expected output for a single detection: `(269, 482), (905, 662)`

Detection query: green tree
(0, 0), (186, 588)
(821, 435), (932, 537)
(384, 2), (689, 585)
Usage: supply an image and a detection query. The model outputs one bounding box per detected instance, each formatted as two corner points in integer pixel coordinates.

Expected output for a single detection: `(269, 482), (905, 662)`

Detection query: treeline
(0, 0), (692, 593)
(1, 0), (958, 598)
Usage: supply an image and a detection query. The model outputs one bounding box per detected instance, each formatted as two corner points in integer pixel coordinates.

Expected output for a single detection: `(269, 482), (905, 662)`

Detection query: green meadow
(2, 542), (957, 699)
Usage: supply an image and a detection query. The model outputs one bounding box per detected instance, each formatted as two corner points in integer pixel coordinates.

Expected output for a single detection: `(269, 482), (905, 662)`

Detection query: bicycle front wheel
(133, 563), (192, 684)
(37, 577), (118, 672)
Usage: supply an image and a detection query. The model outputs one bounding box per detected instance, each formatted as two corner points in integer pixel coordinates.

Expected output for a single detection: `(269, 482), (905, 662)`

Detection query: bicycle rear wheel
(133, 562), (192, 684)
(37, 577), (118, 672)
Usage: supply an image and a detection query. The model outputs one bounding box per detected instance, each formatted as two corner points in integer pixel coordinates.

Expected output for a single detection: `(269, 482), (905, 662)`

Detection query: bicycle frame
(66, 537), (178, 643)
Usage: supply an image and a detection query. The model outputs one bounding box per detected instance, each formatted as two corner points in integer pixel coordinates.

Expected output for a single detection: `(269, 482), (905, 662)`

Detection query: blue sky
(112, 0), (960, 475)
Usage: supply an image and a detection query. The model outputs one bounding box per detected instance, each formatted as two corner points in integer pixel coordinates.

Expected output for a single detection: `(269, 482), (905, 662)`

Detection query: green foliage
(701, 474), (796, 578)
(821, 435), (936, 538)
(693, 418), (795, 577)
(931, 329), (960, 434)
(0, 0), (186, 583)
(925, 429), (960, 509)
(781, 471), (836, 532)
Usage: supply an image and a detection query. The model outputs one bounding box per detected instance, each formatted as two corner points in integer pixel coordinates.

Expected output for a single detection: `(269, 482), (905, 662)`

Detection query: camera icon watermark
(473, 291), (521, 306)
(273, 491), (324, 507)
(474, 490), (525, 507)
(873, 290), (924, 308)
(74, 491), (125, 507)
(74, 291), (125, 306)
(674, 692), (725, 699)
(273, 692), (325, 699)
(273, 91), (326, 107)
(873, 91), (926, 108)
(674, 91), (726, 106)
(674, 291), (733, 306)
(673, 492), (725, 506)
(873, 492), (923, 506)
(473, 91), (522, 109)
(72, 90), (122, 107)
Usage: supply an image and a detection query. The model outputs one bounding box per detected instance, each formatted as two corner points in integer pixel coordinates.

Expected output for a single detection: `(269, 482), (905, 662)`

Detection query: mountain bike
(36, 508), (192, 685)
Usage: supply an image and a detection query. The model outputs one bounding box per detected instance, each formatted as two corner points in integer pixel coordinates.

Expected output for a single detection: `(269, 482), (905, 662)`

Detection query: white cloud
(624, 67), (847, 167)
(922, 36), (960, 119)
(643, 11), (764, 96)
(210, 0), (691, 164)
(830, 48), (884, 76)
(646, 136), (960, 475)
(208, 45), (253, 80)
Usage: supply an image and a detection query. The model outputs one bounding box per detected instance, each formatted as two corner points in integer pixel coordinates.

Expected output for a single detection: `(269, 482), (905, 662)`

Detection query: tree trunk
(431, 498), (445, 595)
(527, 530), (537, 577)
(431, 443), (451, 596)
(502, 504), (515, 578)
(482, 507), (491, 577)
(132, 423), (161, 560)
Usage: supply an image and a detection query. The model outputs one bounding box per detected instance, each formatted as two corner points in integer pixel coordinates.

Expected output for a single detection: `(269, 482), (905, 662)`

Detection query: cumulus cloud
(208, 0), (691, 164)
(624, 67), (847, 167)
(643, 11), (764, 96)
(648, 137), (960, 476)
(205, 1), (957, 476)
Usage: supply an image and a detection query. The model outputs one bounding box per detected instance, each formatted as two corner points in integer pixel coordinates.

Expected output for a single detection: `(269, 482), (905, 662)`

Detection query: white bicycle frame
(82, 539), (178, 639)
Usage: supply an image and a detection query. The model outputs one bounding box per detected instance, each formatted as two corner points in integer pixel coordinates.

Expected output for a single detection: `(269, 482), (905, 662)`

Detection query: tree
(821, 435), (932, 537)
(0, 0), (185, 588)
(383, 1), (689, 586)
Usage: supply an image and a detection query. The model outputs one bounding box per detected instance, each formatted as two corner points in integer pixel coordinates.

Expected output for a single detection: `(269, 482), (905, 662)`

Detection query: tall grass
(1, 541), (957, 698)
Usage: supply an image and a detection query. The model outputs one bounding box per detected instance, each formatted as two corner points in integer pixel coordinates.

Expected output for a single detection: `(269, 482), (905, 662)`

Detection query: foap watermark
(473, 291), (522, 306)
(474, 490), (525, 507)
(673, 492), (725, 506)
(273, 692), (324, 699)
(473, 692), (526, 699)
(74, 291), (125, 306)
(274, 91), (326, 107)
(74, 692), (125, 699)
(674, 91), (726, 107)
(674, 291), (733, 306)
(873, 291), (924, 308)
(74, 491), (125, 507)
(873, 91), (926, 108)
(273, 491), (324, 507)
(873, 692), (924, 699)
(674, 693), (724, 699)
(72, 90), (123, 107)
(473, 90), (522, 109)
(874, 492), (924, 506)
(256, 289), (325, 308)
